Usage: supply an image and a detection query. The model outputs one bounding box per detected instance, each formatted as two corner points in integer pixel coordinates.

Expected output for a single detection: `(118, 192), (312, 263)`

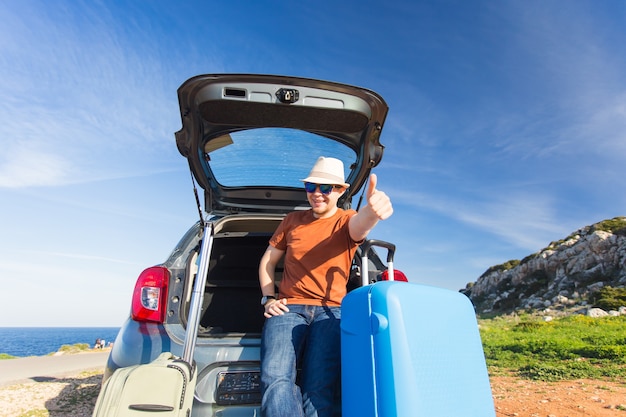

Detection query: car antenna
(355, 175), (369, 211)
(189, 166), (205, 225)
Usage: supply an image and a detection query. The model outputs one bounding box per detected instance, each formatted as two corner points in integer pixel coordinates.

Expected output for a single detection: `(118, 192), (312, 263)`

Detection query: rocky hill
(462, 217), (626, 316)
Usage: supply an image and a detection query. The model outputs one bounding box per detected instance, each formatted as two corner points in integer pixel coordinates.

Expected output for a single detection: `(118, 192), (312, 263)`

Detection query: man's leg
(261, 306), (308, 417)
(300, 306), (342, 417)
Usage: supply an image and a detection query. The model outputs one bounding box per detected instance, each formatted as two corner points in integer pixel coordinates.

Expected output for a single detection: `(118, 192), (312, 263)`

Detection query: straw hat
(300, 157), (350, 188)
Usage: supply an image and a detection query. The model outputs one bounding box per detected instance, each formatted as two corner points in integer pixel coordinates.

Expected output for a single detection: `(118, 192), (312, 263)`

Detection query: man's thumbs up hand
(366, 174), (393, 220)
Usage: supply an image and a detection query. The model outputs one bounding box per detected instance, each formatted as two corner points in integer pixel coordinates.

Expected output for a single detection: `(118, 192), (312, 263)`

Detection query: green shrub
(518, 362), (589, 381)
(590, 286), (626, 311)
(479, 259), (520, 278)
(593, 216), (626, 234)
(513, 321), (544, 331)
(57, 343), (91, 353)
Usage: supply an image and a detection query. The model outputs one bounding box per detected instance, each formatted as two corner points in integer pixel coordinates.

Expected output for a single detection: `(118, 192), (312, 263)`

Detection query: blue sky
(1, 1), (625, 326)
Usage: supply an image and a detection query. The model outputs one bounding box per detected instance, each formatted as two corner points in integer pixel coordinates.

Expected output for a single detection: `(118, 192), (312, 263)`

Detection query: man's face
(305, 183), (346, 218)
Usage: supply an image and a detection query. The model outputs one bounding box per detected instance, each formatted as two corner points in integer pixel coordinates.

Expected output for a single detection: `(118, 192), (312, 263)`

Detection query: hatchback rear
(104, 74), (393, 416)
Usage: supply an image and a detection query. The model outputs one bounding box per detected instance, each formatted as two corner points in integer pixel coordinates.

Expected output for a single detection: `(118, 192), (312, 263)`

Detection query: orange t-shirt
(270, 209), (360, 307)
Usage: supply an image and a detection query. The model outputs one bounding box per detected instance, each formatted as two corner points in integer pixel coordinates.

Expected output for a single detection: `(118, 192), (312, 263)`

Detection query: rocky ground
(0, 369), (102, 417)
(0, 370), (624, 417)
(491, 376), (626, 417)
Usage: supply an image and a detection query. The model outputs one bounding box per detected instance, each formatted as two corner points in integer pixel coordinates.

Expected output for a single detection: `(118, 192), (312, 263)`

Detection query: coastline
(0, 327), (120, 358)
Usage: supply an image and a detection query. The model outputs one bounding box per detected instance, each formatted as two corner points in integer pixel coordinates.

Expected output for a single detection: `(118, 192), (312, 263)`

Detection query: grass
(56, 343), (91, 354)
(479, 314), (626, 382)
(16, 410), (48, 417)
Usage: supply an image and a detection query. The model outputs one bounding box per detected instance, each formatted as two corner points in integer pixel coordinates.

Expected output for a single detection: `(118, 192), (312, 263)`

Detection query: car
(103, 73), (403, 416)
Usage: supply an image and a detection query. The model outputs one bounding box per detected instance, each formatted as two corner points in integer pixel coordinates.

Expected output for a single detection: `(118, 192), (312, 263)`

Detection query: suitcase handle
(360, 239), (396, 287)
(361, 239), (395, 263)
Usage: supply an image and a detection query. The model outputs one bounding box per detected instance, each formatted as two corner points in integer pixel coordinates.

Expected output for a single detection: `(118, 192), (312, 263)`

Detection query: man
(259, 156), (393, 417)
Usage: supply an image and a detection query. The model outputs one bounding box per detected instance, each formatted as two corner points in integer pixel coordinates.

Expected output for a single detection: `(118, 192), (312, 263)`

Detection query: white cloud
(392, 188), (569, 252)
(501, 2), (626, 159)
(0, 2), (179, 189)
(0, 142), (71, 187)
(29, 251), (143, 266)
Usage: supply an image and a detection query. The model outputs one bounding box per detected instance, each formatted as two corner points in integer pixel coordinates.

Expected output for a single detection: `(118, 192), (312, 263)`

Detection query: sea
(0, 327), (121, 357)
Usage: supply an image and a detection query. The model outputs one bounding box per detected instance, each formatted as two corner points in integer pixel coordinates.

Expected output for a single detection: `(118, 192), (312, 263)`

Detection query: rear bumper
(103, 318), (172, 380)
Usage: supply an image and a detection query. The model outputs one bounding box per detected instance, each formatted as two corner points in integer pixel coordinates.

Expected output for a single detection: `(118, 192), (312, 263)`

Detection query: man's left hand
(366, 174), (393, 220)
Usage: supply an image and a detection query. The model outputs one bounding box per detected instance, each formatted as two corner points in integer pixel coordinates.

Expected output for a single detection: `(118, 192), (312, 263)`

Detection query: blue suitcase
(341, 242), (495, 417)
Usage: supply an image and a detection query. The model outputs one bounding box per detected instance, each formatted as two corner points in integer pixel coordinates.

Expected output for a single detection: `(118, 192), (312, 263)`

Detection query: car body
(104, 74), (399, 416)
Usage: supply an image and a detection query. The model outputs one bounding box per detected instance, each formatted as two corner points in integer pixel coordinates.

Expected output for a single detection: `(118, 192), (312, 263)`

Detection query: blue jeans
(260, 305), (341, 417)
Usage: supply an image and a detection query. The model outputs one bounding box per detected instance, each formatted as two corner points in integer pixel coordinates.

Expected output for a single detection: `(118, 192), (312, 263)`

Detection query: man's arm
(349, 173), (393, 242)
(258, 245), (289, 317)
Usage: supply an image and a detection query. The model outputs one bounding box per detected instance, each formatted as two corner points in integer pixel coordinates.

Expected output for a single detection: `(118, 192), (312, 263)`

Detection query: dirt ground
(491, 376), (626, 417)
(0, 371), (625, 417)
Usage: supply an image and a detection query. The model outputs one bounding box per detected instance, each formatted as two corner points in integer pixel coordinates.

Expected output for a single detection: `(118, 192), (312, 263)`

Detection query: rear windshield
(206, 128), (357, 188)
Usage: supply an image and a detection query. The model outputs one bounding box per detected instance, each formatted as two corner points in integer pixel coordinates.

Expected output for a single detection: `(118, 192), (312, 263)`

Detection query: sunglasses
(304, 182), (341, 195)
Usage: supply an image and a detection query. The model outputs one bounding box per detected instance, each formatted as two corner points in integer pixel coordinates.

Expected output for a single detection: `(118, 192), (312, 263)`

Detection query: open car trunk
(198, 232), (274, 335)
(176, 215), (385, 337)
(176, 216), (282, 336)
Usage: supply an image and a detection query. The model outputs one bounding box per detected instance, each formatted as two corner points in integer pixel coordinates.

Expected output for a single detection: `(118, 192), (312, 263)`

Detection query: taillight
(131, 266), (170, 323)
(380, 269), (408, 282)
